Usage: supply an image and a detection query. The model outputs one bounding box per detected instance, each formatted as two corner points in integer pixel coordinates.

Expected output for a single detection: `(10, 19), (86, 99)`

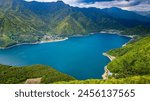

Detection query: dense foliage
(121, 25), (150, 36)
(0, 64), (75, 84)
(55, 75), (150, 84)
(107, 36), (150, 78)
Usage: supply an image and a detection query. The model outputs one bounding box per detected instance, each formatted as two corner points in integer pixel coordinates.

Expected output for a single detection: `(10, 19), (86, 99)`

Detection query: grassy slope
(0, 64), (75, 84)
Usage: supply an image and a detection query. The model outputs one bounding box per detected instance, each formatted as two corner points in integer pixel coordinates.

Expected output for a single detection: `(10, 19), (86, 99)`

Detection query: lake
(0, 33), (131, 80)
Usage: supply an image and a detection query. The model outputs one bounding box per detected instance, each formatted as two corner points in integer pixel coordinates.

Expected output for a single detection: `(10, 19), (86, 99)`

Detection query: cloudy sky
(25, 0), (150, 11)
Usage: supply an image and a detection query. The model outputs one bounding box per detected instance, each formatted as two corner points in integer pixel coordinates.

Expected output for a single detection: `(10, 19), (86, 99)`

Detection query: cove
(0, 33), (131, 80)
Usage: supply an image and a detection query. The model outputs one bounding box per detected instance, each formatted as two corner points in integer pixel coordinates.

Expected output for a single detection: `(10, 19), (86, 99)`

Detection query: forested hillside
(107, 36), (150, 78)
(0, 64), (75, 84)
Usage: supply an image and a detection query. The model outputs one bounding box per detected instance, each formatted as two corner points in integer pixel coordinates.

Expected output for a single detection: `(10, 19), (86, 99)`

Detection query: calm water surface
(0, 33), (131, 79)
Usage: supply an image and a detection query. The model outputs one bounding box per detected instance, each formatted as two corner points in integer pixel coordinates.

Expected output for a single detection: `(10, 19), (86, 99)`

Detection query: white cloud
(25, 0), (80, 5)
(123, 3), (150, 11)
(25, 0), (150, 11)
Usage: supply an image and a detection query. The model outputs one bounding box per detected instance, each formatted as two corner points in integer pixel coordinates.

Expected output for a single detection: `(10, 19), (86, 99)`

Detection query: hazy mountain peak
(56, 0), (65, 3)
(0, 0), (24, 10)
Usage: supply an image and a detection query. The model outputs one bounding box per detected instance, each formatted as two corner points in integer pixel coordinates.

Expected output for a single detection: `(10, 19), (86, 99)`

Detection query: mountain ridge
(0, 0), (150, 47)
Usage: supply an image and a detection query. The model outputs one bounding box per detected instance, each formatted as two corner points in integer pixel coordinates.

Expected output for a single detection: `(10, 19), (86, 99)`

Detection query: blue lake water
(0, 33), (131, 80)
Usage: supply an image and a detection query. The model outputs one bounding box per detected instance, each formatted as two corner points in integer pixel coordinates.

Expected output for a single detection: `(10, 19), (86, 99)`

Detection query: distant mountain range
(135, 11), (150, 18)
(0, 0), (150, 47)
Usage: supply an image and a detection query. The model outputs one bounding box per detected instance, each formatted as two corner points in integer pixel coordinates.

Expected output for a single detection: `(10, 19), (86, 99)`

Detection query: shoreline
(102, 53), (115, 80)
(0, 37), (68, 50)
(0, 31), (135, 50)
(100, 30), (135, 39)
(102, 32), (136, 80)
(101, 33), (135, 80)
(103, 53), (116, 61)
(102, 66), (111, 80)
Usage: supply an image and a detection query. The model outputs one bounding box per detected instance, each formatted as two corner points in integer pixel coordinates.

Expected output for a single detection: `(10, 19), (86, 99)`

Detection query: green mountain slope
(107, 36), (150, 78)
(55, 15), (86, 35)
(0, 9), (49, 47)
(0, 64), (75, 84)
(121, 25), (150, 36)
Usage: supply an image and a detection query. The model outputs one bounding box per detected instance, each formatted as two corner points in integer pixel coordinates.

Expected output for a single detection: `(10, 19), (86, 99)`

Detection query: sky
(25, 0), (150, 11)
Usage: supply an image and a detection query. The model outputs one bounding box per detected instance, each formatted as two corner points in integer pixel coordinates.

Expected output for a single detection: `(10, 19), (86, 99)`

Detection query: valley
(0, 0), (150, 84)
